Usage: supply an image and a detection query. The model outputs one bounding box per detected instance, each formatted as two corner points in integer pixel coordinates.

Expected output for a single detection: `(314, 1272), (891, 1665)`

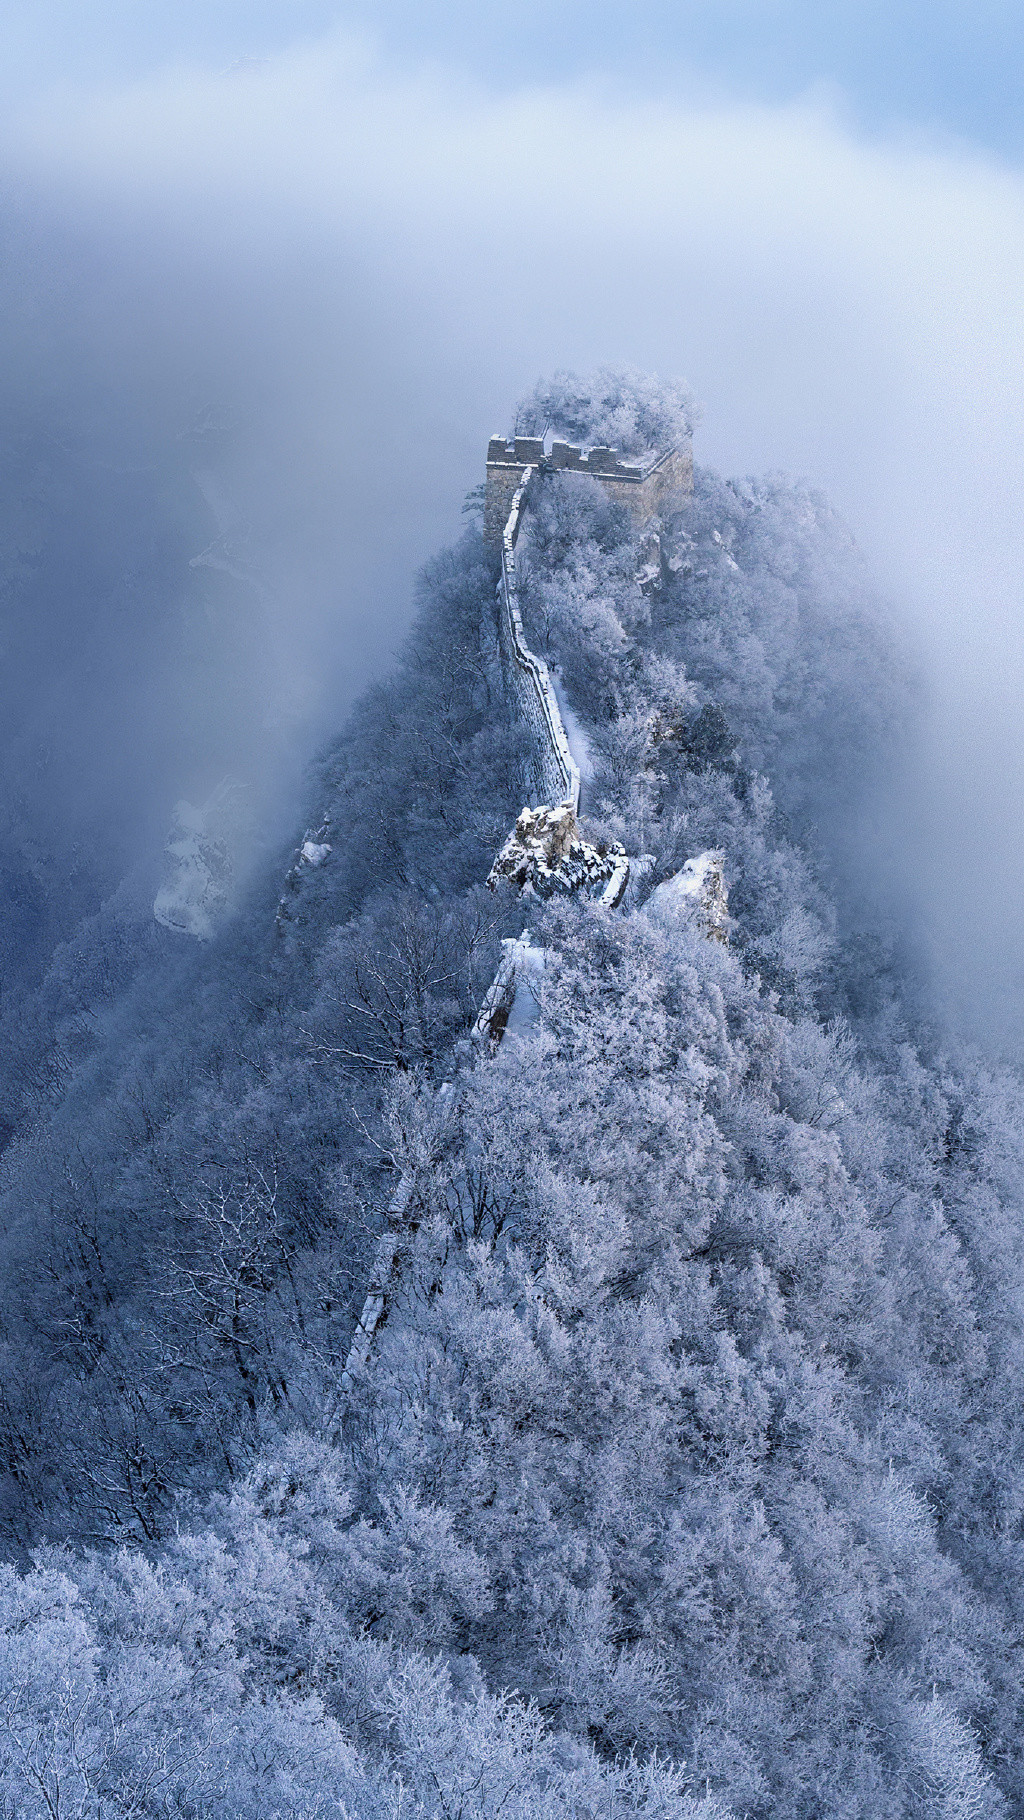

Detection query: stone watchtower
(484, 431), (693, 546)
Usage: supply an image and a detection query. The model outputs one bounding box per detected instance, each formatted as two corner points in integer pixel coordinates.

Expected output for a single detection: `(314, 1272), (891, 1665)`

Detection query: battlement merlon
(484, 433), (693, 546)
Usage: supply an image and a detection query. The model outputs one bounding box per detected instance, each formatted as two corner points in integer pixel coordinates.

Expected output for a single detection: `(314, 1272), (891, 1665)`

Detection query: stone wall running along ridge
(340, 424), (715, 1393)
(496, 465), (581, 811)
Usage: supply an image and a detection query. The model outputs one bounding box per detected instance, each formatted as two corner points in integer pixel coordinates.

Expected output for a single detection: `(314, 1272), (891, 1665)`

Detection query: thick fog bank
(4, 35), (1024, 1041)
(0, 187), (474, 986)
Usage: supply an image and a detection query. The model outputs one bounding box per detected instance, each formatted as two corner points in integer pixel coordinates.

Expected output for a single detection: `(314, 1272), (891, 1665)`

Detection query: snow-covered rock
(487, 803), (627, 902)
(300, 838), (331, 867)
(154, 789), (238, 939)
(644, 850), (729, 943)
(635, 524), (663, 589)
(273, 821), (334, 942)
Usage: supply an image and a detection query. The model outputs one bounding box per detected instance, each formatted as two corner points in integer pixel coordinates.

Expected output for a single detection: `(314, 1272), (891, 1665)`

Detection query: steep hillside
(1, 375), (1023, 1818)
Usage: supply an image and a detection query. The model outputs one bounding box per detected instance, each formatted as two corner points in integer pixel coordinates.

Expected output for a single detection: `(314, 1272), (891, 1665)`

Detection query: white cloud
(7, 32), (1024, 1038)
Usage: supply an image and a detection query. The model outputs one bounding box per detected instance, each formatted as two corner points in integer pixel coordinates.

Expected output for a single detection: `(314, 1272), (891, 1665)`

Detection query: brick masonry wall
(485, 432), (693, 547)
(484, 463), (527, 546)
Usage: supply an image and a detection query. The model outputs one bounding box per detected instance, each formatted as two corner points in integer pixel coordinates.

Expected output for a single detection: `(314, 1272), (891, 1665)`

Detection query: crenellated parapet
(484, 432), (693, 546)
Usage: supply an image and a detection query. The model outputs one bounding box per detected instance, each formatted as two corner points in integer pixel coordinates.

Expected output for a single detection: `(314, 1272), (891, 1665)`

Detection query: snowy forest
(2, 366), (1024, 1819)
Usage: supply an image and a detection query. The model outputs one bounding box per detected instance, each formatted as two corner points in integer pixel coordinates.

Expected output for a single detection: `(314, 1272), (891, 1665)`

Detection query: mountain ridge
(0, 374), (1019, 1817)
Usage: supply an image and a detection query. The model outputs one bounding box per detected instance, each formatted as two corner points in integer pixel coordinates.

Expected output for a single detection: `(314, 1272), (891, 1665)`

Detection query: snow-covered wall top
(497, 467), (581, 813)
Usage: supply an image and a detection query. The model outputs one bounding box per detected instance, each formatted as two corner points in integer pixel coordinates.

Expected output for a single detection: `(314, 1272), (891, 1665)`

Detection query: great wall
(483, 431), (694, 547)
(340, 419), (728, 1392)
(491, 463), (580, 811)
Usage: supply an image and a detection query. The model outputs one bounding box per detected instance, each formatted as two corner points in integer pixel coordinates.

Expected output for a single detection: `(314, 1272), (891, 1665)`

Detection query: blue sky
(5, 0), (1024, 157)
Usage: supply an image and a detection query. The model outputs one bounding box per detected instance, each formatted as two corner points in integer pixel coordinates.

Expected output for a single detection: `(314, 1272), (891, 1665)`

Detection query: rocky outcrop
(154, 786), (239, 940)
(487, 803), (627, 903)
(635, 524), (663, 590)
(274, 819), (333, 941)
(645, 849), (730, 943)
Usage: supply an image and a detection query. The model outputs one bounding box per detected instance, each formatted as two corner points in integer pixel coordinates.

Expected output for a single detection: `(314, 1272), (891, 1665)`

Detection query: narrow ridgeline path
(341, 448), (723, 1392)
(496, 467), (581, 812)
(341, 464), (628, 1390)
(485, 464), (629, 907)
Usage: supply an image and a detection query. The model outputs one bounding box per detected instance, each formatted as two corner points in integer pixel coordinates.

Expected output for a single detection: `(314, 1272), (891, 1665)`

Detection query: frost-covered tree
(516, 368), (699, 456)
(0, 372), (1022, 1818)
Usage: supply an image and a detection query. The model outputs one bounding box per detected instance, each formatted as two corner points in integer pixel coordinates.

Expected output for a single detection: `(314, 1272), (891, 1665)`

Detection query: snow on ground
(504, 937), (547, 1037)
(551, 669), (595, 793)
